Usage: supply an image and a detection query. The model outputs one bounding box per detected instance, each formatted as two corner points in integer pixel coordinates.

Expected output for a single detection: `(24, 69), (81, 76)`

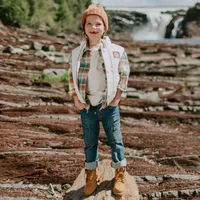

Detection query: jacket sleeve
(68, 55), (77, 97)
(117, 51), (130, 92)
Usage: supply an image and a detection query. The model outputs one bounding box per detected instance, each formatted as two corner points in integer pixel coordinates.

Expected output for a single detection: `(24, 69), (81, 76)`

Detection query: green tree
(54, 0), (91, 32)
(28, 0), (56, 29)
(0, 0), (29, 27)
(0, 0), (91, 33)
(70, 0), (91, 29)
(55, 0), (73, 30)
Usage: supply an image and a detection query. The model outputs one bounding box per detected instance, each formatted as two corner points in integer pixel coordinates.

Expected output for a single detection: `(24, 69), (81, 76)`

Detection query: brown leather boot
(112, 167), (126, 196)
(84, 169), (103, 196)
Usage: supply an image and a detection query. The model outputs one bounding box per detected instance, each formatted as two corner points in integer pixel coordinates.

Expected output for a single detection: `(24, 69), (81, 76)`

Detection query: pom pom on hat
(81, 4), (108, 32)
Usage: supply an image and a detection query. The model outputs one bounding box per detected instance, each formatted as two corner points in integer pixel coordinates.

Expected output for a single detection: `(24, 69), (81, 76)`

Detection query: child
(68, 4), (130, 196)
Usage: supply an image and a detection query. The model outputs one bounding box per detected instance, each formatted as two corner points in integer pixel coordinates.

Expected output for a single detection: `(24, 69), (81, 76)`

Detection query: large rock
(183, 3), (200, 37)
(165, 3), (200, 38)
(108, 10), (147, 33)
(185, 21), (200, 38)
(64, 159), (139, 200)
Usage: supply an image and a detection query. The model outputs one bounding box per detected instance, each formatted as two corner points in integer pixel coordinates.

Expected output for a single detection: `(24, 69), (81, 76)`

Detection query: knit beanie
(81, 4), (108, 32)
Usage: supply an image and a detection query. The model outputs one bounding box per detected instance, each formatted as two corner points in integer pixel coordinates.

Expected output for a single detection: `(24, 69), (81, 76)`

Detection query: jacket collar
(78, 36), (114, 65)
(79, 36), (111, 50)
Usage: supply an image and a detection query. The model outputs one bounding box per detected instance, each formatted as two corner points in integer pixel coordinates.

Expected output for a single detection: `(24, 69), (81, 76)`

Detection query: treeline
(0, 0), (91, 34)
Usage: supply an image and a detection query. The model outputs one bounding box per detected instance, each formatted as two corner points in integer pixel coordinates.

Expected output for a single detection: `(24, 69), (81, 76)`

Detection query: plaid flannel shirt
(68, 47), (130, 105)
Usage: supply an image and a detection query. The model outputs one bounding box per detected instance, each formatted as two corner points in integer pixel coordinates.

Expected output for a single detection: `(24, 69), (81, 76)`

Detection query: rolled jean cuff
(85, 160), (99, 170)
(111, 159), (126, 169)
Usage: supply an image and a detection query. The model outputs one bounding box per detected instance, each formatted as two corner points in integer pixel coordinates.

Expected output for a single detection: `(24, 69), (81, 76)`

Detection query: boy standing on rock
(68, 4), (130, 196)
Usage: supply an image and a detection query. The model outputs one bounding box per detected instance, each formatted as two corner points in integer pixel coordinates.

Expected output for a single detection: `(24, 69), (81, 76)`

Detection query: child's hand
(74, 100), (86, 110)
(73, 96), (86, 110)
(109, 99), (120, 107)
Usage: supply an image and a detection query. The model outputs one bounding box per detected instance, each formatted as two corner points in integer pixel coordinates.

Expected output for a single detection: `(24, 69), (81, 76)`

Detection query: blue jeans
(80, 104), (126, 170)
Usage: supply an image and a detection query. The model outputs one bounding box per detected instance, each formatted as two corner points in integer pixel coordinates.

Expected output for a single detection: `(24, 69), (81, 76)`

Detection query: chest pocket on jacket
(112, 58), (120, 72)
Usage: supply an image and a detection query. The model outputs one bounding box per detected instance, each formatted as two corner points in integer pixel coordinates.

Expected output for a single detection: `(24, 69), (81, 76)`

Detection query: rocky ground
(0, 22), (200, 200)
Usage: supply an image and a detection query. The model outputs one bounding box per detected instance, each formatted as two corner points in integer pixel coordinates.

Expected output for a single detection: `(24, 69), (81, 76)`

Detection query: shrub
(28, 0), (56, 29)
(0, 0), (29, 27)
(42, 71), (68, 83)
(0, 0), (91, 33)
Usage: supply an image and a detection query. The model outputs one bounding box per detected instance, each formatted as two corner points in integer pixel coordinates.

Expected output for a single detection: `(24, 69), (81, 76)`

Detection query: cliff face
(184, 3), (200, 37)
(107, 10), (147, 41)
(165, 3), (200, 38)
(108, 4), (200, 40)
(0, 22), (200, 199)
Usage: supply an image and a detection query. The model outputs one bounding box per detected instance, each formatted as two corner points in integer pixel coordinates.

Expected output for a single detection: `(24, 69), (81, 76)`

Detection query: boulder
(183, 3), (200, 38)
(185, 21), (200, 38)
(108, 10), (147, 33)
(64, 159), (139, 200)
(3, 45), (27, 55)
(31, 41), (42, 50)
(165, 3), (200, 38)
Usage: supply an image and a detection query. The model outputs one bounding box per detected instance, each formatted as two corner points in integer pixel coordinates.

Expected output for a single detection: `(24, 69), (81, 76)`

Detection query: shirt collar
(84, 39), (104, 52)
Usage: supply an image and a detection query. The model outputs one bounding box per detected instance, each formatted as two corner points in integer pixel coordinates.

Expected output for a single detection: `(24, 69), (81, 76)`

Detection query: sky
(92, 0), (199, 8)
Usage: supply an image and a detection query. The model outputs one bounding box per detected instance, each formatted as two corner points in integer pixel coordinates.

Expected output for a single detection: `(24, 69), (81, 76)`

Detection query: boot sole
(84, 185), (97, 196)
(113, 190), (124, 196)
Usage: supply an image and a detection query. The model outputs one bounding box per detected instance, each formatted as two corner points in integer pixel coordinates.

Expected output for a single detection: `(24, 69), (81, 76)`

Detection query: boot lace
(116, 171), (125, 183)
(86, 170), (96, 182)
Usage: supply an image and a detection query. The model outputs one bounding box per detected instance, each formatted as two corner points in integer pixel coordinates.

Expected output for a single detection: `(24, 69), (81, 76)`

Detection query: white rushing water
(106, 7), (186, 40)
(132, 12), (172, 40)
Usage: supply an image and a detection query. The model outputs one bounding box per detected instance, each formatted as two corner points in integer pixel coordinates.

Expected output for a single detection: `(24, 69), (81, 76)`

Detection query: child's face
(85, 15), (105, 41)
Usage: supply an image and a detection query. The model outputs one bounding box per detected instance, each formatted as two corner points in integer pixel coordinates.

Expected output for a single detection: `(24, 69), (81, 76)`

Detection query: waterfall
(171, 17), (184, 38)
(132, 12), (172, 40)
